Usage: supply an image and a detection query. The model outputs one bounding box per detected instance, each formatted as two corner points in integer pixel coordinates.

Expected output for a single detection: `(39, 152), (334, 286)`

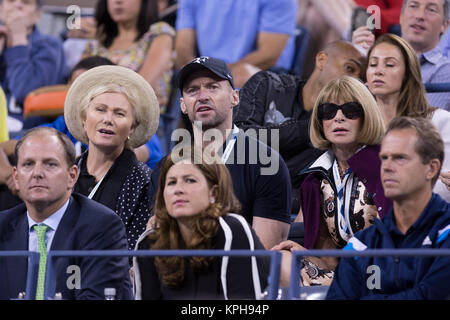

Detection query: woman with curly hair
(133, 147), (270, 300)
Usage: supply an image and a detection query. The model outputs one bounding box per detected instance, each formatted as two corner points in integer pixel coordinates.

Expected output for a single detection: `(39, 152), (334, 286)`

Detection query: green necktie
(33, 224), (49, 300)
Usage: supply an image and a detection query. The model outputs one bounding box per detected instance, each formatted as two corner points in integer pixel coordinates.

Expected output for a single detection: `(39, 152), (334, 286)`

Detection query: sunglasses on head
(318, 102), (364, 120)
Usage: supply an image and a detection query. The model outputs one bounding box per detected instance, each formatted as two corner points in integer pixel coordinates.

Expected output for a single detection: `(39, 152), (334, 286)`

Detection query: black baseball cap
(178, 56), (234, 93)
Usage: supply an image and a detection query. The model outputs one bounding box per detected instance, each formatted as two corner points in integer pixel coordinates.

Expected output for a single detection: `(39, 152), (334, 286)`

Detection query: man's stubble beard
(193, 111), (228, 132)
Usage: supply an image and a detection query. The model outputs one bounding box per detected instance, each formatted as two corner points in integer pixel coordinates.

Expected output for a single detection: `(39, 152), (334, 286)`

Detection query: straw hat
(64, 65), (159, 148)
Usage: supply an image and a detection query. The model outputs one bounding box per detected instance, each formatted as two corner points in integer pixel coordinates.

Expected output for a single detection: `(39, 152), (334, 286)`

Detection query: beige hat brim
(64, 65), (160, 148)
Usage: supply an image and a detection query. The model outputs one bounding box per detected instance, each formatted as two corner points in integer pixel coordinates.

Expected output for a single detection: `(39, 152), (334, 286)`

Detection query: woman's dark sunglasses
(318, 102), (364, 120)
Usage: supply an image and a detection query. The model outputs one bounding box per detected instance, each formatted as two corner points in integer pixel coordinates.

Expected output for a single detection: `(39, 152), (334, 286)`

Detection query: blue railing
(289, 248), (450, 300)
(43, 249), (282, 300)
(425, 83), (450, 93)
(0, 251), (40, 300)
(3, 248), (450, 300)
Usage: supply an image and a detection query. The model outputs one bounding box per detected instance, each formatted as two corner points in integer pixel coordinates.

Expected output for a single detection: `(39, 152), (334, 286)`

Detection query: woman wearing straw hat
(65, 65), (160, 250)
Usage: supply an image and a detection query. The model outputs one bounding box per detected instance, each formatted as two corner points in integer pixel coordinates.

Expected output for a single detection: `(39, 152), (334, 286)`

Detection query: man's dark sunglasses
(318, 102), (364, 120)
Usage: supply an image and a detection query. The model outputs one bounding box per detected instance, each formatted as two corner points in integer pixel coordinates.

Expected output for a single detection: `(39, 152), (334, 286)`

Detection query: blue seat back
(289, 25), (310, 77)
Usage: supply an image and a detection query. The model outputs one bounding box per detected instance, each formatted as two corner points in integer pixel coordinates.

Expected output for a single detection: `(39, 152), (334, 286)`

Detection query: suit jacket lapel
(47, 196), (80, 299)
(50, 196), (79, 251)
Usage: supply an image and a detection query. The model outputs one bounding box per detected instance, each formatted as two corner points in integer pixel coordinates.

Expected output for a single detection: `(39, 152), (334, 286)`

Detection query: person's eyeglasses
(317, 102), (364, 121)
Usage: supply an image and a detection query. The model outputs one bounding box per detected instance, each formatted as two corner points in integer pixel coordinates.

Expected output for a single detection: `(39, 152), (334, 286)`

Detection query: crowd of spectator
(0, 0), (450, 300)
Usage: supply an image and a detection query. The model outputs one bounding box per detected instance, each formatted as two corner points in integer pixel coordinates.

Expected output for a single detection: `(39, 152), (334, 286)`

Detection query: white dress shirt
(27, 199), (70, 252)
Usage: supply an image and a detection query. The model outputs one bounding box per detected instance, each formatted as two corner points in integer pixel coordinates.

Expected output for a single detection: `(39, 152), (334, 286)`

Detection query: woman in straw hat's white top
(65, 65), (160, 250)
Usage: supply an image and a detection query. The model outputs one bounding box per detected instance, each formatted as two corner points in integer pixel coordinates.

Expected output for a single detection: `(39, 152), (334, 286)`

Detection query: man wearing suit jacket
(0, 127), (132, 300)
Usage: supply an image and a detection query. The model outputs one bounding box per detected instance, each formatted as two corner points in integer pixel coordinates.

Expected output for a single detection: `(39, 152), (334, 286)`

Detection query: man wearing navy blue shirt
(327, 116), (450, 300)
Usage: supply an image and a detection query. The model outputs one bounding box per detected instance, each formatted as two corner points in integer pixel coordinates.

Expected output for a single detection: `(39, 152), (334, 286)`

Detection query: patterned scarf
(332, 159), (356, 243)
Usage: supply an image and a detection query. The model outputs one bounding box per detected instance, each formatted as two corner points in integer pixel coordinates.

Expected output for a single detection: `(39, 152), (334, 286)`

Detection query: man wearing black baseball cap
(146, 56), (292, 250)
(178, 56), (235, 92)
(178, 56), (238, 142)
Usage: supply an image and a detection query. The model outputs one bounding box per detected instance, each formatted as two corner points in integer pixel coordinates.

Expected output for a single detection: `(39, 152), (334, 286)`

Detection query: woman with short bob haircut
(273, 76), (391, 287)
(133, 147), (270, 300)
(309, 75), (385, 150)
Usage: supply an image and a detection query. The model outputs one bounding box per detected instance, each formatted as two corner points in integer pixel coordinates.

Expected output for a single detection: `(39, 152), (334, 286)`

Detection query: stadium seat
(0, 87), (8, 142)
(289, 25), (310, 77)
(287, 222), (304, 246)
(269, 24), (310, 77)
(388, 24), (401, 37)
(23, 85), (68, 119)
(424, 83), (450, 93)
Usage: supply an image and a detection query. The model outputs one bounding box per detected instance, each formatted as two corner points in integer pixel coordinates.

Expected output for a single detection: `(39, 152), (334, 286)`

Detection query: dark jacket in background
(234, 70), (324, 187)
(234, 71), (324, 214)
